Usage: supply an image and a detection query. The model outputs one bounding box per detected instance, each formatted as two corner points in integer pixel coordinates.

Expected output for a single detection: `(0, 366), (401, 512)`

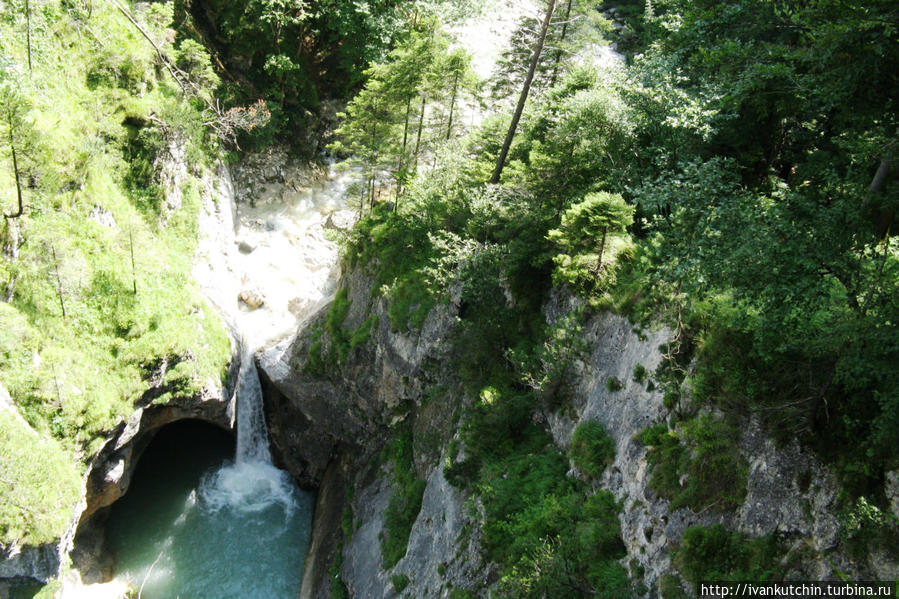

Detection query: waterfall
(235, 351), (272, 464)
(199, 349), (296, 515)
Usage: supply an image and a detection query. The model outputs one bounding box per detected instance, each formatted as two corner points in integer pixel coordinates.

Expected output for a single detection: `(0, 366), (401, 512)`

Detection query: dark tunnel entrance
(104, 418), (315, 598)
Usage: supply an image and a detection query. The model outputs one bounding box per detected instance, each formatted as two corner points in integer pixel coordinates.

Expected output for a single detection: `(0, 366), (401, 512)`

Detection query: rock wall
(258, 266), (458, 486)
(263, 268), (898, 599)
(546, 298), (898, 591)
(61, 158), (244, 589)
(258, 264), (490, 599)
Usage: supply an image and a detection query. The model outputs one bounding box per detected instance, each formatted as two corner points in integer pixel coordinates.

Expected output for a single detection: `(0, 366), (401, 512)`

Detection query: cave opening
(103, 418), (316, 599)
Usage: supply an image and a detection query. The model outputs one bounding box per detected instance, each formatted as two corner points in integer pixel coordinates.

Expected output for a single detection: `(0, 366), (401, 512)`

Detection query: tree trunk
(4, 126), (24, 220)
(549, 0), (573, 88)
(595, 227), (607, 273)
(396, 96), (413, 194)
(490, 0), (558, 184)
(400, 96), (412, 165)
(413, 93), (426, 174)
(130, 229), (138, 296)
(51, 245), (66, 319)
(2, 218), (19, 302)
(26, 0), (32, 74)
(866, 152), (895, 238)
(446, 71), (459, 140)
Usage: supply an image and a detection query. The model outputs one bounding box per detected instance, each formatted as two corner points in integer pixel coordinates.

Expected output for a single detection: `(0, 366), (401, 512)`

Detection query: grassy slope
(0, 2), (230, 546)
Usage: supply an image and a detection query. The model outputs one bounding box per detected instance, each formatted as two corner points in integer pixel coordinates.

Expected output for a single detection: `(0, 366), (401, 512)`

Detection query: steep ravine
(53, 145), (358, 596)
(260, 267), (899, 598)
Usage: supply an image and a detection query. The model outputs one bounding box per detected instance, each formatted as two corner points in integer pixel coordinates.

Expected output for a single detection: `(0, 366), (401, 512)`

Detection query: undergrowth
(380, 429), (427, 569)
(0, 1), (229, 548)
(637, 415), (748, 512)
(674, 524), (788, 588)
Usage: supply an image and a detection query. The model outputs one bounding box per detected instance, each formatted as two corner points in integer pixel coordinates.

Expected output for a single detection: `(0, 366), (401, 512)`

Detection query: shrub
(381, 431), (427, 569)
(659, 574), (690, 599)
(391, 574), (410, 593)
(839, 496), (899, 560)
(675, 524), (785, 586)
(0, 412), (81, 545)
(569, 421), (616, 479)
(639, 415), (748, 512)
(329, 541), (349, 599)
(633, 363), (647, 384)
(606, 376), (624, 392)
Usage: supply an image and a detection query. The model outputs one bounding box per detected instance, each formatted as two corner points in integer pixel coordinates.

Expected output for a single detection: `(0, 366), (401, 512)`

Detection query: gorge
(2, 0), (899, 598)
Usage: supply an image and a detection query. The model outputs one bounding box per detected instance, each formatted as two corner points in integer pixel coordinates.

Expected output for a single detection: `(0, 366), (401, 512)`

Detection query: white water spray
(235, 349), (273, 465)
(200, 348), (297, 515)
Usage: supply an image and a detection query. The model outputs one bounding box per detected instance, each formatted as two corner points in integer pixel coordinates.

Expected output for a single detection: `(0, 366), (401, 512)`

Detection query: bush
(675, 524), (785, 586)
(569, 421), (616, 480)
(606, 376), (624, 392)
(633, 363), (647, 384)
(391, 574), (410, 593)
(381, 431), (426, 569)
(639, 415), (748, 512)
(0, 412), (81, 544)
(659, 574), (690, 599)
(839, 496), (899, 560)
(329, 540), (349, 599)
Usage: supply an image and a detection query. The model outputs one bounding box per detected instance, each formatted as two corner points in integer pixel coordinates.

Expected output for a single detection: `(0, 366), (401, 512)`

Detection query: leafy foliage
(381, 430), (427, 569)
(638, 415), (748, 512)
(569, 421), (615, 480)
(674, 524), (786, 587)
(0, 0), (230, 545)
(0, 410), (81, 544)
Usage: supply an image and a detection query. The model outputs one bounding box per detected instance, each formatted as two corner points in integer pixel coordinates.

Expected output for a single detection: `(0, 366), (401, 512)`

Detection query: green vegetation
(391, 573), (410, 593)
(0, 410), (81, 544)
(632, 363), (646, 384)
(179, 0), (481, 146)
(638, 415), (748, 512)
(380, 430), (427, 569)
(605, 376), (624, 392)
(2, 0), (896, 587)
(304, 287), (378, 375)
(547, 191), (634, 299)
(658, 574), (690, 599)
(569, 421), (615, 480)
(0, 1), (230, 547)
(674, 524), (787, 587)
(838, 496), (899, 561)
(329, 538), (350, 599)
(445, 384), (631, 597)
(334, 0), (899, 522)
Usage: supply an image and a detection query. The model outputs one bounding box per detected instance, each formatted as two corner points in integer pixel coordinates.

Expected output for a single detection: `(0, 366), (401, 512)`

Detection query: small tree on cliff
(547, 191), (634, 294)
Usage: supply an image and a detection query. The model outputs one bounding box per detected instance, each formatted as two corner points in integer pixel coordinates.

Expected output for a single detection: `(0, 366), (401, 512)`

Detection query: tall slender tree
(490, 0), (557, 184)
(0, 69), (35, 221)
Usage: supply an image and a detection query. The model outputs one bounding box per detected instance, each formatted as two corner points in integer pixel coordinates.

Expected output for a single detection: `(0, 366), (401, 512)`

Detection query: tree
(490, 0), (557, 184)
(547, 191), (633, 293)
(331, 68), (398, 213)
(0, 66), (36, 221)
(331, 21), (477, 203)
(440, 47), (476, 141)
(489, 0), (605, 103)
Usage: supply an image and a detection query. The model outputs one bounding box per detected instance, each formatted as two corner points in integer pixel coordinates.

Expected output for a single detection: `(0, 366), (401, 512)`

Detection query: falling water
(235, 349), (274, 464)
(106, 368), (313, 598)
(199, 350), (299, 516)
(106, 160), (358, 598)
(105, 319), (315, 599)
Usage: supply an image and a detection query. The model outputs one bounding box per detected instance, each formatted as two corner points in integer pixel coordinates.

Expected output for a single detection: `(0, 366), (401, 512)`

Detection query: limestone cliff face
(542, 295), (898, 590)
(258, 264), (490, 599)
(260, 271), (899, 599)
